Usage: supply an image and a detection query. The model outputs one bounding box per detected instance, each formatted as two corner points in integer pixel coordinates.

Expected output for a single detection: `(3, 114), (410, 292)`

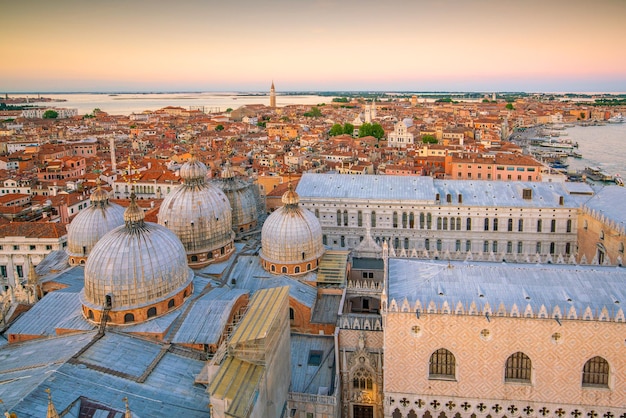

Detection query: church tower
(270, 81), (276, 108)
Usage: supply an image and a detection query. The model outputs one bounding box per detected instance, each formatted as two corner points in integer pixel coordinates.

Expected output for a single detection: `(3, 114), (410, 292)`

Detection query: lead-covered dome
(158, 154), (235, 267)
(212, 160), (259, 237)
(260, 183), (324, 275)
(81, 193), (193, 325)
(66, 181), (125, 266)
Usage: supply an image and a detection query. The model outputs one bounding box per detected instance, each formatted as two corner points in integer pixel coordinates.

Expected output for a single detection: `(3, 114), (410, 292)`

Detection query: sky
(1, 0), (626, 93)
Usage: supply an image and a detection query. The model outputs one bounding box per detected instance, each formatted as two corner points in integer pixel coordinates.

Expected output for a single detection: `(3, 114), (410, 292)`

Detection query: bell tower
(270, 81), (276, 108)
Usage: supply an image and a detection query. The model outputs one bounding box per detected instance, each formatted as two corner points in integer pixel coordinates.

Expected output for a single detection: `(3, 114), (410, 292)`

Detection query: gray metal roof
(582, 185), (626, 234)
(229, 255), (317, 307)
(352, 258), (384, 270)
(296, 173), (584, 208)
(172, 287), (249, 345)
(7, 291), (91, 337)
(388, 259), (626, 321)
(311, 294), (341, 324)
(0, 331), (209, 417)
(290, 333), (336, 395)
(296, 173), (437, 202)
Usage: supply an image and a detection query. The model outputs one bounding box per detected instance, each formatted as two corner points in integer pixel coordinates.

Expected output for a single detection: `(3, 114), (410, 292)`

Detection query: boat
(537, 138), (574, 150)
(615, 174), (624, 186)
(607, 114), (624, 124)
(584, 166), (614, 182)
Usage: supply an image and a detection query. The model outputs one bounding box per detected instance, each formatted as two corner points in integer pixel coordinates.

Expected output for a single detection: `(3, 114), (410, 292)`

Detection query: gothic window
(505, 352), (531, 383)
(352, 367), (373, 390)
(582, 356), (609, 388)
(429, 348), (456, 380)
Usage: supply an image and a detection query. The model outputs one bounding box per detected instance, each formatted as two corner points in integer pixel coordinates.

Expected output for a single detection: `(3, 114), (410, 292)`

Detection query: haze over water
(565, 123), (626, 178)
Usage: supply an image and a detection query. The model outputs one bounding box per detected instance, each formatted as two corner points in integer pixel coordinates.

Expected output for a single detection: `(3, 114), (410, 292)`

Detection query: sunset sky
(2, 0), (625, 93)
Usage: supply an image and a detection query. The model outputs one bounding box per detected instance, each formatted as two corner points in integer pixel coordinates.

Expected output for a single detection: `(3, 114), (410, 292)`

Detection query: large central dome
(260, 183), (324, 275)
(158, 154), (235, 267)
(81, 193), (194, 325)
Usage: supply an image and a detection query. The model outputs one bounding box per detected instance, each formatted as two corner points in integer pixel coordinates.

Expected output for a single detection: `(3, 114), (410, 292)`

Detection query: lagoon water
(565, 122), (626, 178)
(24, 92), (331, 116)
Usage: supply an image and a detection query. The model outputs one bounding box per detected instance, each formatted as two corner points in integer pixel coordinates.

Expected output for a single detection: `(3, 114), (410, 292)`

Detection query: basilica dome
(158, 154), (235, 267)
(260, 183), (324, 275)
(66, 182), (125, 266)
(212, 160), (259, 237)
(81, 193), (193, 325)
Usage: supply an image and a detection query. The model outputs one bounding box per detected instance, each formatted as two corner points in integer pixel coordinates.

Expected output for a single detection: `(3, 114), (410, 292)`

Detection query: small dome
(82, 195), (193, 321)
(260, 185), (324, 275)
(66, 184), (125, 266)
(212, 161), (259, 236)
(179, 154), (208, 184)
(159, 157), (234, 267)
(281, 183), (299, 205)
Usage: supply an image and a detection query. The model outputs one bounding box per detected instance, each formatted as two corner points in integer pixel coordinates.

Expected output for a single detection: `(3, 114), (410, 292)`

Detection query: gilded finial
(45, 388), (59, 418)
(123, 397), (132, 418)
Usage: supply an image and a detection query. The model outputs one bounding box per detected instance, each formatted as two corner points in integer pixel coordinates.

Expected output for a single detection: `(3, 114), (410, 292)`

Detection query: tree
(226, 108), (233, 113)
(215, 124), (224, 131)
(303, 106), (322, 117)
(343, 123), (354, 136)
(505, 103), (514, 110)
(422, 134), (438, 144)
(43, 110), (58, 119)
(358, 122), (373, 138)
(329, 124), (343, 136)
(370, 123), (385, 139)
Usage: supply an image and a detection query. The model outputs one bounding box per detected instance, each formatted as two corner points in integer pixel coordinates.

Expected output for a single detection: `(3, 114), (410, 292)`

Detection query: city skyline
(2, 0), (626, 93)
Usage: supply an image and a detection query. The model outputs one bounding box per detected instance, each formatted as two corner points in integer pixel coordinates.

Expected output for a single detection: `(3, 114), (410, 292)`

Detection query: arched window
(484, 218), (489, 231)
(147, 307), (157, 318)
(582, 356), (609, 388)
(566, 219), (572, 233)
(357, 210), (362, 227)
(124, 313), (135, 323)
(294, 266), (300, 273)
(271, 264), (276, 272)
(371, 211), (377, 228)
(429, 348), (455, 379)
(352, 367), (373, 390)
(508, 218), (514, 232)
(450, 217), (455, 231)
(505, 352), (531, 383)
(518, 219), (524, 232)
(168, 299), (175, 309)
(281, 266), (288, 273)
(419, 212), (425, 229)
(393, 212), (398, 228)
(443, 217), (448, 230)
(437, 217), (442, 230)
(409, 212), (415, 228)
(88, 310), (94, 320)
(426, 213), (432, 229)
(456, 217), (461, 230)
(466, 217), (472, 231)
(191, 255), (198, 262)
(537, 219), (542, 232)
(343, 210), (348, 226)
(306, 263), (311, 270)
(551, 219), (557, 233)
(493, 218), (498, 231)
(289, 307), (295, 321)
